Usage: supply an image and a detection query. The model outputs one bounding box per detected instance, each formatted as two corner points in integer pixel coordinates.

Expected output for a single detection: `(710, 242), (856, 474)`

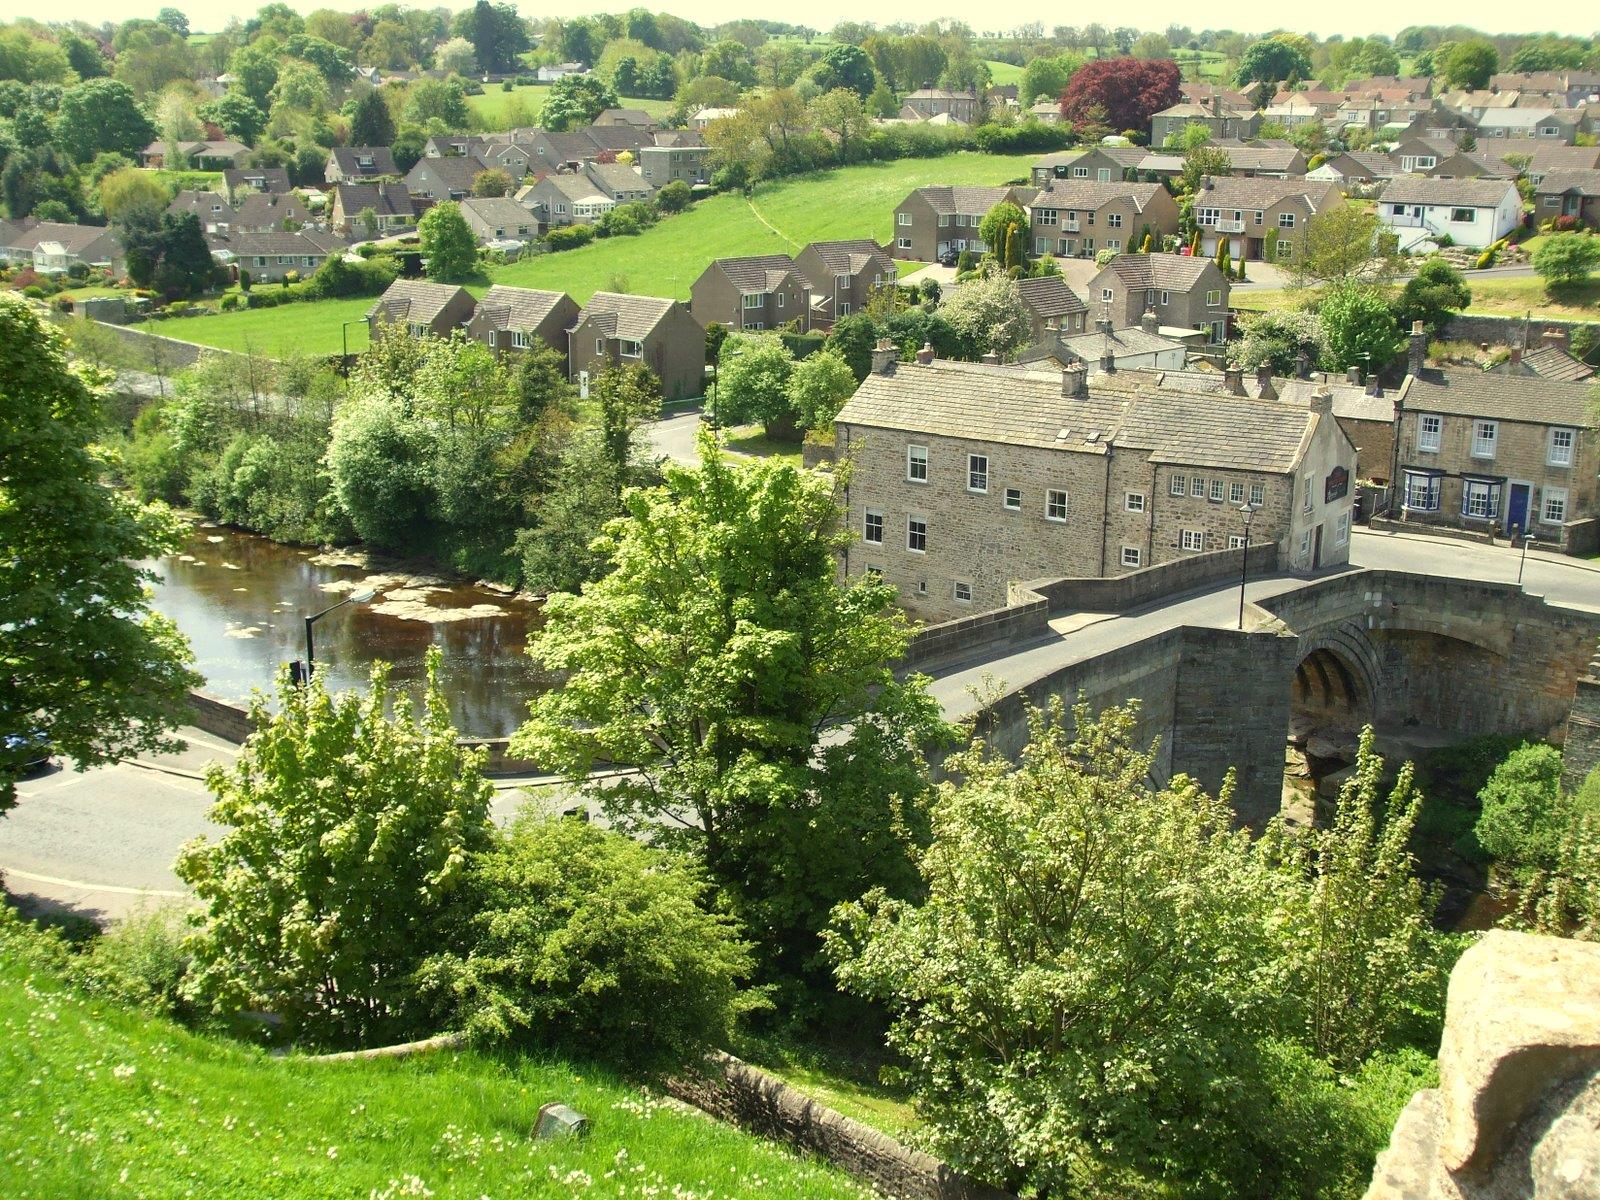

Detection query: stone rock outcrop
(1363, 930), (1600, 1200)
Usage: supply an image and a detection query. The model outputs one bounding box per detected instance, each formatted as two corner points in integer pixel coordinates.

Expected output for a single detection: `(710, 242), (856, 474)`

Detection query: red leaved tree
(1060, 57), (1182, 136)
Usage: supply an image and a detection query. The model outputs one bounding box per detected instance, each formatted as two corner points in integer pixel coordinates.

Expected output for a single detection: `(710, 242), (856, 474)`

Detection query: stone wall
(664, 1052), (1014, 1200)
(902, 585), (1050, 671)
(89, 321), (233, 371)
(1025, 543), (1280, 615)
(1439, 312), (1597, 350)
(1563, 643), (1600, 794)
(1363, 930), (1600, 1200)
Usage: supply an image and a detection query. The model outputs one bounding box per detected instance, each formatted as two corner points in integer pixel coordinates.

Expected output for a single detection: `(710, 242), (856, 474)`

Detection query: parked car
(938, 248), (959, 267)
(3, 730), (52, 776)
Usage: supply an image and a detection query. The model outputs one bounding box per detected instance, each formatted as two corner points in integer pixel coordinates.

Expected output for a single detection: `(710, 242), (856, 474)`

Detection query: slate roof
(1210, 146), (1304, 173)
(407, 155), (491, 194)
(1193, 176), (1339, 210)
(1110, 391), (1316, 473)
(1015, 274), (1087, 319)
(223, 167), (290, 193)
(1534, 169), (1600, 197)
(0, 219), (119, 255)
(459, 196), (537, 230)
(709, 254), (805, 292)
(908, 185), (1022, 217)
(539, 173), (609, 203)
(233, 192), (314, 229)
(1377, 177), (1519, 207)
(1401, 367), (1595, 427)
(471, 285), (572, 332)
(169, 190), (235, 222)
(585, 161), (652, 196)
(800, 239), (895, 276)
(596, 108), (657, 127)
(366, 279), (472, 325)
(334, 182), (414, 217)
(330, 146), (398, 177)
(1520, 347), (1595, 383)
(1028, 180), (1167, 212)
(1471, 142), (1600, 173)
(1050, 324), (1186, 363)
(215, 229), (348, 256)
(579, 292), (676, 341)
(1093, 254), (1216, 291)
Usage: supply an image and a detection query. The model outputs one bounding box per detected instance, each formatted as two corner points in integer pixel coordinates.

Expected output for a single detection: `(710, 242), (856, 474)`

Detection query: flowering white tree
(937, 266), (1033, 361)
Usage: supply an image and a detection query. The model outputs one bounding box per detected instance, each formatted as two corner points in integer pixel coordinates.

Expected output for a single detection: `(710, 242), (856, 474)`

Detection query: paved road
(4, 528), (1595, 920)
(644, 405), (706, 466)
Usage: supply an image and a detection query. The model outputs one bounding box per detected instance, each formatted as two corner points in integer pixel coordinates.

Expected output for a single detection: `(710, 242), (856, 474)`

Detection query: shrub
(219, 293), (238, 311)
(501, 79), (513, 92)
(75, 902), (196, 1016)
(544, 224), (595, 252)
(421, 816), (760, 1067)
(1476, 743), (1582, 880)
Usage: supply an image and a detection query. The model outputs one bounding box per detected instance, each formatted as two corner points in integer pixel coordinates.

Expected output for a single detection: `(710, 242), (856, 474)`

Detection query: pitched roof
(0, 219), (118, 255)
(1377, 176), (1519, 207)
(407, 154), (491, 191)
(470, 285), (572, 332)
(1107, 389), (1317, 473)
(1401, 367), (1595, 427)
(579, 291), (680, 341)
(1470, 141), (1600, 173)
(596, 107), (657, 126)
(539, 173), (609, 203)
(1092, 254), (1217, 292)
(330, 146), (399, 176)
(366, 279), (473, 325)
(1047, 324), (1186, 363)
(458, 196), (536, 229)
(1520, 346), (1595, 383)
(1015, 274), (1087, 318)
(334, 182), (414, 217)
(1533, 168), (1600, 197)
(907, 184), (1023, 217)
(585, 161), (652, 195)
(708, 254), (804, 292)
(233, 191), (314, 229)
(223, 166), (290, 193)
(800, 239), (895, 276)
(1028, 180), (1167, 211)
(1193, 176), (1338, 210)
(214, 229), (347, 256)
(168, 189), (235, 221)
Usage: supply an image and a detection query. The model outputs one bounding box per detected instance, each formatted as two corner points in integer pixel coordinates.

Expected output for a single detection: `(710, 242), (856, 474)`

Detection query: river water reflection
(148, 525), (550, 736)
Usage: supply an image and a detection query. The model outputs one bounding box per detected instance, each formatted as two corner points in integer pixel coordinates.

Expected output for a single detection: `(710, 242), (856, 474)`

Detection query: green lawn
(155, 152), (1039, 352)
(468, 85), (675, 130)
(0, 912), (873, 1200)
(1233, 274), (1600, 323)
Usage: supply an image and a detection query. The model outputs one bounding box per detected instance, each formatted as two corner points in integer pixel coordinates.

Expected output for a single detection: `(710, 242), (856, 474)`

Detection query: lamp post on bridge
(299, 588), (376, 683)
(1237, 502), (1259, 631)
(1518, 531), (1538, 586)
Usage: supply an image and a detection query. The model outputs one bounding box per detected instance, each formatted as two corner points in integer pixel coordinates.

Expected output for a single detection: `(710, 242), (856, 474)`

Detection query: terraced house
(1025, 180), (1182, 259)
(690, 255), (812, 332)
(1191, 176), (1343, 261)
(890, 185), (1033, 262)
(833, 347), (1356, 619)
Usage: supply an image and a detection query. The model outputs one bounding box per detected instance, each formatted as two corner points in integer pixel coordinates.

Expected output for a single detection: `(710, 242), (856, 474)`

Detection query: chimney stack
(1062, 362), (1087, 397)
(1295, 349), (1312, 379)
(1100, 348), (1116, 374)
(869, 337), (898, 376)
(1256, 364), (1277, 400)
(1508, 344), (1523, 366)
(981, 350), (1000, 365)
(1310, 387), (1334, 417)
(914, 341), (934, 366)
(1224, 366), (1246, 396)
(1096, 315), (1113, 334)
(1140, 308), (1159, 334)
(1543, 328), (1568, 350)
(1346, 366), (1362, 386)
(1407, 320), (1427, 378)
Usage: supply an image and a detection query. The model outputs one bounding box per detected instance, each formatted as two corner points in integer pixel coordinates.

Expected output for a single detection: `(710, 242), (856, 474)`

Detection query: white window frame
(1045, 489), (1068, 522)
(1227, 535), (1247, 550)
(1249, 482), (1265, 507)
(1404, 472), (1441, 512)
(1462, 479), (1501, 521)
(1542, 487), (1568, 525)
(1209, 479), (1224, 502)
(1190, 475), (1204, 496)
(952, 580), (972, 604)
(1125, 491), (1145, 513)
(1548, 427), (1575, 467)
(1003, 487), (1021, 511)
(742, 292), (765, 310)
(906, 515), (928, 553)
(619, 339), (643, 359)
(1180, 529), (1205, 552)
(1335, 510), (1351, 545)
(967, 453), (989, 494)
(1277, 212), (1295, 228)
(1472, 420), (1498, 459)
(906, 444), (928, 483)
(896, 211), (912, 225)
(1418, 414), (1442, 453)
(1205, 289), (1221, 306)
(897, 237), (913, 251)
(510, 330), (532, 349)
(1229, 481), (1245, 504)
(1121, 546), (1142, 568)
(863, 509), (884, 545)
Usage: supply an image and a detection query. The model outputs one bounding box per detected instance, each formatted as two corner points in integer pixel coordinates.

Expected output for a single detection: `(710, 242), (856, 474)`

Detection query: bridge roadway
(4, 529), (1597, 921)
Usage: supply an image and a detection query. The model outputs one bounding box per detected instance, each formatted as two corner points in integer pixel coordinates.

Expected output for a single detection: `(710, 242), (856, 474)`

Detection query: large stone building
(833, 346), (1356, 620)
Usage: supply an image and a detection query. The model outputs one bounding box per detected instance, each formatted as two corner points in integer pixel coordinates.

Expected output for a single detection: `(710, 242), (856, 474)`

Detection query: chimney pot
(1310, 387), (1334, 416)
(1346, 366), (1362, 385)
(1224, 366), (1245, 395)
(869, 337), (898, 375)
(1061, 363), (1087, 397)
(1256, 364), (1277, 400)
(1295, 349), (1312, 379)
(915, 341), (934, 366)
(1509, 344), (1523, 365)
(1543, 328), (1567, 349)
(1100, 349), (1116, 374)
(981, 350), (999, 365)
(1096, 316), (1113, 334)
(1140, 308), (1158, 334)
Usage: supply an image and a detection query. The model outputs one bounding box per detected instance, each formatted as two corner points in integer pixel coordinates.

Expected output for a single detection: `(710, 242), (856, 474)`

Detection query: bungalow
(223, 166), (291, 197)
(593, 108), (658, 129)
(1474, 108), (1588, 144)
(458, 196), (538, 246)
(522, 172), (615, 229)
(1191, 176), (1344, 261)
(536, 62), (587, 83)
(139, 138), (251, 169)
(329, 182), (415, 236)
(1533, 169), (1600, 228)
(366, 278), (477, 340)
(404, 154), (491, 203)
(1376, 177), (1522, 251)
(584, 161), (654, 205)
(690, 254), (813, 333)
(1025, 180), (1182, 259)
(212, 229), (348, 284)
(1014, 273), (1088, 340)
(1209, 145), (1308, 178)
(890, 184), (1032, 262)
(1469, 141), (1600, 183)
(465, 284), (581, 354)
(793, 239), (897, 329)
(0, 218), (123, 274)
(1306, 151), (1399, 186)
(567, 292), (706, 401)
(325, 146), (399, 184)
(1086, 254), (1230, 343)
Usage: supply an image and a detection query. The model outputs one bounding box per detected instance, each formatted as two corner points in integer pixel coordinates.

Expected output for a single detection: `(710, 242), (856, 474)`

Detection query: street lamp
(1518, 532), (1538, 586)
(303, 588), (376, 679)
(1237, 502), (1259, 630)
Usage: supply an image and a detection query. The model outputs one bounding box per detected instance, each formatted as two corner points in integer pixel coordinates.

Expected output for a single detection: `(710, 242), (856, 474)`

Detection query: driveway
(644, 404), (705, 465)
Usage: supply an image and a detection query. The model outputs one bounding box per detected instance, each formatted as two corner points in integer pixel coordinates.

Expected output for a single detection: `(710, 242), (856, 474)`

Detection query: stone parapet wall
(1438, 312), (1597, 350)
(1024, 543), (1280, 616)
(1563, 643), (1600, 794)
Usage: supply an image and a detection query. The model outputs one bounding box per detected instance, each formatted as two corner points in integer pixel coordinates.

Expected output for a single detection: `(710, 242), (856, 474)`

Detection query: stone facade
(1564, 643), (1600, 793)
(1027, 182), (1181, 259)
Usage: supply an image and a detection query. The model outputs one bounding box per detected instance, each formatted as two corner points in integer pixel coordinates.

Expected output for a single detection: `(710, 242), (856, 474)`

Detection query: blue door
(1506, 483), (1530, 536)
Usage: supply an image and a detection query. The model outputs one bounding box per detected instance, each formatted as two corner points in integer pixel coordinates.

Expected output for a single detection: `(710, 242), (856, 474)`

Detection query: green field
(0, 912), (873, 1200)
(468, 84), (676, 130)
(984, 59), (1023, 86)
(159, 152), (1039, 352)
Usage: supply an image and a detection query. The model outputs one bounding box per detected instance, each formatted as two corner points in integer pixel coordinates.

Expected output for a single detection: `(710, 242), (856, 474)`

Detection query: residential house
(1191, 176), (1343, 261)
(1025, 180), (1182, 259)
(1014, 274), (1088, 341)
(536, 62), (587, 82)
(223, 166), (291, 197)
(1532, 169), (1600, 227)
(1493, 331), (1595, 383)
(1149, 96), (1262, 146)
(690, 106), (739, 131)
(690, 255), (812, 332)
(1030, 148), (1149, 187)
(1470, 141), (1600, 183)
(465, 284), (581, 354)
(213, 229), (348, 284)
(593, 108), (658, 129)
(582, 124), (651, 157)
(168, 190), (236, 235)
(325, 146), (399, 184)
(423, 135), (489, 159)
(637, 144), (710, 188)
(1086, 254), (1230, 342)
(792, 239), (897, 329)
(1179, 82), (1256, 108)
(0, 219), (123, 274)
(404, 154), (491, 203)
(1016, 315), (1188, 374)
(1376, 177), (1522, 251)
(366, 278), (477, 340)
(1208, 144), (1308, 178)
(1488, 71), (1600, 108)
(139, 139), (251, 169)
(1395, 331), (1597, 551)
(584, 161), (655, 205)
(1261, 95), (1326, 129)
(901, 88), (979, 123)
(233, 191), (315, 233)
(329, 182), (415, 236)
(478, 142), (536, 185)
(527, 129), (607, 171)
(1027, 100), (1063, 123)
(832, 349), (1356, 619)
(890, 184), (1032, 262)
(566, 292), (705, 401)
(1390, 137), (1451, 175)
(522, 171), (615, 229)
(458, 196), (538, 246)
(1306, 151), (1399, 186)
(1474, 108), (1588, 143)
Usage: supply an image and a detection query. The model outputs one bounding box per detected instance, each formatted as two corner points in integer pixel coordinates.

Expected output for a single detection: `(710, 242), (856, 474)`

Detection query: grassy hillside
(159, 151), (1038, 353)
(984, 60), (1023, 86)
(0, 913), (873, 1200)
(468, 84), (676, 129)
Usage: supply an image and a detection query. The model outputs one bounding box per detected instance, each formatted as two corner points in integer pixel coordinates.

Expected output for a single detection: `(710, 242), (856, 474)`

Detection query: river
(148, 525), (551, 737)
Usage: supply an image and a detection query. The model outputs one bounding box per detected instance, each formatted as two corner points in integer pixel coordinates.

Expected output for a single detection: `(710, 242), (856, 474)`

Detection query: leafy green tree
(347, 87), (396, 148)
(1236, 37), (1313, 86)
(512, 438), (955, 990)
(938, 266), (1032, 361)
(0, 296), (198, 811)
(787, 347), (857, 429)
(1232, 308), (1328, 374)
(96, 166), (170, 221)
(1395, 258), (1471, 333)
(460, 0), (529, 74)
(419, 814), (758, 1065)
(1475, 744), (1575, 880)
(515, 428), (625, 594)
(1320, 283), (1405, 371)
(418, 201), (478, 282)
(226, 43), (280, 111)
(59, 31), (108, 80)
(713, 333), (798, 438)
(176, 651), (493, 1046)
(541, 73), (620, 132)
(156, 7), (190, 37)
(808, 88), (871, 162)
(656, 178), (691, 213)
(978, 200), (1027, 266)
(284, 34), (354, 86)
(1512, 770), (1600, 941)
(390, 128), (426, 173)
(811, 43), (876, 97)
(435, 35), (477, 76)
(0, 27), (72, 85)
(151, 211), (219, 299)
(1019, 53), (1071, 106)
(1292, 204), (1401, 286)
(198, 92), (267, 145)
(269, 59), (330, 115)
(1181, 144), (1231, 195)
(592, 362), (659, 479)
(403, 75), (471, 129)
(698, 38), (757, 88)
(1532, 233), (1600, 289)
(326, 395), (436, 550)
(471, 167), (511, 197)
(1441, 40), (1498, 90)
(54, 79), (158, 163)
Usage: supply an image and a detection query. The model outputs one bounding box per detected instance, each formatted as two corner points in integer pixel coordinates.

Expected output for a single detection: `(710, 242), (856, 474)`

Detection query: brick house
(1533, 169), (1600, 228)
(1086, 254), (1230, 342)
(690, 255), (812, 333)
(0, 219), (123, 274)
(1025, 180), (1182, 259)
(366, 278), (477, 340)
(890, 184), (1032, 262)
(329, 183), (415, 236)
(567, 292), (706, 402)
(793, 240), (897, 330)
(522, 165), (653, 230)
(1192, 176), (1344, 261)
(1395, 332), (1597, 552)
(325, 146), (399, 184)
(833, 348), (1356, 620)
(465, 285), (581, 354)
(1015, 274), (1088, 340)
